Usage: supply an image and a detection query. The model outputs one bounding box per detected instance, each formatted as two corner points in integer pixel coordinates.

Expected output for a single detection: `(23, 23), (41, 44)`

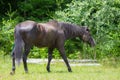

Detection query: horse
(10, 20), (95, 74)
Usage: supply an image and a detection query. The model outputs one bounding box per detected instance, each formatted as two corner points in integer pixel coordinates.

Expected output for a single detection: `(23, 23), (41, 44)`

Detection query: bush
(17, 0), (72, 21)
(0, 0), (120, 60)
(0, 11), (18, 55)
(54, 0), (120, 59)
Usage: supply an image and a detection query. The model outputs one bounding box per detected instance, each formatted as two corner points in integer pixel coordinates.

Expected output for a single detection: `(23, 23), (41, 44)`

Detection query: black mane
(58, 22), (84, 39)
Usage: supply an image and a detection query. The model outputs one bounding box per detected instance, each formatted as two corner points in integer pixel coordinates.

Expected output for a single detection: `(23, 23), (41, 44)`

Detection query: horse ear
(86, 28), (89, 32)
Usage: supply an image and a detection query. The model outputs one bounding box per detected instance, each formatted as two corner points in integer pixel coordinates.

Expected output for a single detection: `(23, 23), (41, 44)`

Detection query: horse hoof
(47, 68), (51, 72)
(47, 70), (51, 72)
(68, 69), (72, 72)
(10, 71), (15, 75)
(47, 69), (51, 72)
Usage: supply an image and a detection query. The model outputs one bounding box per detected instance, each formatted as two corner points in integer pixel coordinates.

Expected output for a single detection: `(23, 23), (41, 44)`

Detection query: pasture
(0, 56), (120, 80)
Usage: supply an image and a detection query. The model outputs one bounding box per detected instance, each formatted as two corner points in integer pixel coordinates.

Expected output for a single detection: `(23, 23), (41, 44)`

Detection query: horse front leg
(10, 52), (15, 75)
(46, 48), (54, 72)
(58, 47), (72, 72)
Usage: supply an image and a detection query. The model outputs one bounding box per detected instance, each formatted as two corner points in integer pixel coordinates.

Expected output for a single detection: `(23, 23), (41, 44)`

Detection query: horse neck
(59, 22), (83, 39)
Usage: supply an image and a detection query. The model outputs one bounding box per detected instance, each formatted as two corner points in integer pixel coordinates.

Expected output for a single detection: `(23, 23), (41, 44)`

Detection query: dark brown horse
(10, 20), (95, 74)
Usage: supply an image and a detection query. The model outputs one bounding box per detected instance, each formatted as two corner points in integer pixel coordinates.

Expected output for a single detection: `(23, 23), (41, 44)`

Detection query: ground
(0, 56), (120, 80)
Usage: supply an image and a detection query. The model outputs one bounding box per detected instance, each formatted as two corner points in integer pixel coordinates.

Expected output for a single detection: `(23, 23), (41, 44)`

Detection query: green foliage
(18, 0), (56, 20)
(55, 0), (120, 59)
(0, 0), (120, 60)
(29, 47), (48, 58)
(0, 11), (19, 55)
(17, 0), (72, 21)
(0, 0), (72, 58)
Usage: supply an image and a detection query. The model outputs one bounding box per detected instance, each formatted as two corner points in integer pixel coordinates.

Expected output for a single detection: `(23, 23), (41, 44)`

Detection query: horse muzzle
(89, 37), (96, 47)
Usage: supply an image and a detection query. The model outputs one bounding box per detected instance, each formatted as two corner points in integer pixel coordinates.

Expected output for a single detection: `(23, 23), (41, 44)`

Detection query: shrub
(0, 11), (18, 55)
(54, 0), (120, 59)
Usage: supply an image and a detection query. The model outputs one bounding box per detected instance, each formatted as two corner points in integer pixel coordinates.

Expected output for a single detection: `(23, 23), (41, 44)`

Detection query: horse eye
(86, 28), (89, 32)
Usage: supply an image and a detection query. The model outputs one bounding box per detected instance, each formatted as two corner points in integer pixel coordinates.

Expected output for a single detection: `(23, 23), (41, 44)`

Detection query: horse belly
(35, 40), (56, 48)
(35, 33), (57, 48)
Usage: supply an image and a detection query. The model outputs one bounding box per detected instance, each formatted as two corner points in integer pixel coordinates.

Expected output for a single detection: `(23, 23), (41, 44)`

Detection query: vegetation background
(0, 0), (120, 63)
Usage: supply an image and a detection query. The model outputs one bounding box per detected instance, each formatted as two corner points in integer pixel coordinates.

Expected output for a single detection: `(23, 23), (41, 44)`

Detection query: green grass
(0, 56), (120, 80)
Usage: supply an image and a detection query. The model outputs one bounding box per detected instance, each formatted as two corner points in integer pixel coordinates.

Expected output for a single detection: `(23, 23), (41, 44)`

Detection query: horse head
(81, 27), (96, 47)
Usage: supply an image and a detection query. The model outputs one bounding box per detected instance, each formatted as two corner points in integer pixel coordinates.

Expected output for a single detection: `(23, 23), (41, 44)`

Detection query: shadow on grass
(53, 70), (69, 73)
(27, 70), (69, 74)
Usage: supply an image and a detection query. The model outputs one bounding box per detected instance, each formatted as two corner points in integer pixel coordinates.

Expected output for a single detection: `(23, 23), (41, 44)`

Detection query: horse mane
(58, 22), (84, 39)
(37, 20), (86, 39)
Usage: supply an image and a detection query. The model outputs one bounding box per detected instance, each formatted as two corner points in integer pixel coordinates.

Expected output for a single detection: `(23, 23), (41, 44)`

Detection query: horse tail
(14, 27), (24, 65)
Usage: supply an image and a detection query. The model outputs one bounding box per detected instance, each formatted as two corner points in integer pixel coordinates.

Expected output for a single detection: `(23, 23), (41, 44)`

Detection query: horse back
(15, 20), (65, 48)
(33, 21), (65, 47)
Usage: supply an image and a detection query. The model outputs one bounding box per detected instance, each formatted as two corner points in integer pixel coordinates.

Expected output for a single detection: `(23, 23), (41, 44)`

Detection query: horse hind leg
(46, 48), (54, 72)
(10, 52), (16, 75)
(23, 45), (31, 73)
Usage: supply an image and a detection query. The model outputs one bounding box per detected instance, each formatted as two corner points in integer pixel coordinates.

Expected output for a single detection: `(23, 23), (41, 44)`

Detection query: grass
(0, 56), (120, 80)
